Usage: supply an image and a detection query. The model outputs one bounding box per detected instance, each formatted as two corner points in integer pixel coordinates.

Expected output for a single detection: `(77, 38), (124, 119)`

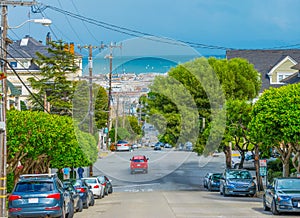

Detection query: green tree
(73, 80), (108, 133)
(6, 110), (97, 184)
(146, 57), (260, 155)
(248, 84), (300, 177)
(27, 40), (79, 116)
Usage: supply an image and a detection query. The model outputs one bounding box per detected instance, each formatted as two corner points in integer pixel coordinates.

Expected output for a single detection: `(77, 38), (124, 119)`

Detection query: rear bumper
(9, 208), (62, 218)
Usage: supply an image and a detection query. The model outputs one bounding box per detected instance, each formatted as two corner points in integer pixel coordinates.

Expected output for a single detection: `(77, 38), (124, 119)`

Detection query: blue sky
(7, 0), (300, 56)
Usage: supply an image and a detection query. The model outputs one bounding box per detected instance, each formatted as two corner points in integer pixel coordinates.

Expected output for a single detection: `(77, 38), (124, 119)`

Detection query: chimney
(46, 32), (51, 45)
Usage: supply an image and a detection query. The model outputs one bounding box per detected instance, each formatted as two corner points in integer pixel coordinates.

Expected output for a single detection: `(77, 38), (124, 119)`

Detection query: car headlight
(277, 195), (291, 201)
(249, 182), (256, 187)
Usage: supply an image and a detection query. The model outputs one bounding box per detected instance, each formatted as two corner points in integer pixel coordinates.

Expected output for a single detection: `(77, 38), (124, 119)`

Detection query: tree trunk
(224, 142), (232, 168)
(254, 145), (264, 191)
(282, 160), (290, 177)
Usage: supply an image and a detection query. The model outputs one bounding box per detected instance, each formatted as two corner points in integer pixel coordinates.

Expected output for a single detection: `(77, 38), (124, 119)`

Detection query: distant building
(226, 49), (300, 94)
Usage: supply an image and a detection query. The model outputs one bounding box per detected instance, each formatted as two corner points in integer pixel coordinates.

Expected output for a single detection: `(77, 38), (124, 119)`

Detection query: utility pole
(105, 42), (121, 150)
(114, 94), (119, 143)
(78, 43), (104, 177)
(0, 1), (37, 216)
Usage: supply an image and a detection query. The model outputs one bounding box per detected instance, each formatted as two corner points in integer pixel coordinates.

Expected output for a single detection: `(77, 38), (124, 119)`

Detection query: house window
(277, 73), (292, 83)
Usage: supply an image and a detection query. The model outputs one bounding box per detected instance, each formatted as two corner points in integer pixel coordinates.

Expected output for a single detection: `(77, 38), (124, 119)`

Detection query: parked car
(164, 143), (172, 148)
(185, 141), (193, 151)
(263, 177), (300, 215)
(232, 152), (255, 169)
(154, 145), (162, 151)
(203, 173), (213, 189)
(71, 179), (94, 209)
(96, 175), (113, 195)
(130, 155), (149, 174)
(63, 181), (83, 213)
(116, 140), (131, 151)
(219, 169), (256, 197)
(82, 177), (105, 199)
(8, 173), (73, 218)
(207, 173), (222, 191)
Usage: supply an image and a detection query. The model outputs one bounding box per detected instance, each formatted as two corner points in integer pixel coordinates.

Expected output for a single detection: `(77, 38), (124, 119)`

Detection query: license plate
(28, 198), (38, 203)
(137, 164), (141, 166)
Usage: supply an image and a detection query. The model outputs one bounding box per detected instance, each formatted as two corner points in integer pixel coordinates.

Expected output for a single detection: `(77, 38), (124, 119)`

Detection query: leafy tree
(208, 57), (261, 100)
(146, 57), (260, 155)
(248, 84), (300, 177)
(27, 40), (79, 116)
(73, 80), (108, 134)
(6, 110), (97, 184)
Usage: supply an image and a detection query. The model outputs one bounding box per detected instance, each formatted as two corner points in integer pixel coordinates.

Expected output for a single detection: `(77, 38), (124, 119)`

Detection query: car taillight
(47, 193), (61, 200)
(9, 195), (21, 201)
(9, 208), (22, 212)
(94, 185), (99, 188)
(103, 182), (106, 186)
(45, 206), (61, 211)
(76, 188), (85, 193)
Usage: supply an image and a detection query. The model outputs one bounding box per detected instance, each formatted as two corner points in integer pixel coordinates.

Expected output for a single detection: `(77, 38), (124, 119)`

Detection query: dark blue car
(207, 173), (222, 191)
(71, 179), (94, 209)
(263, 177), (300, 215)
(8, 173), (73, 218)
(219, 169), (256, 197)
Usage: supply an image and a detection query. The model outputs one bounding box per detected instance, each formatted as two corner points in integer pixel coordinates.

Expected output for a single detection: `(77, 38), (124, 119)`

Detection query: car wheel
(223, 187), (228, 197)
(263, 196), (270, 211)
(76, 199), (83, 212)
(59, 204), (66, 218)
(234, 164), (239, 169)
(109, 187), (113, 194)
(83, 197), (89, 209)
(271, 199), (280, 215)
(66, 201), (74, 218)
(208, 183), (212, 191)
(105, 188), (109, 196)
(89, 194), (95, 206)
(220, 185), (223, 195)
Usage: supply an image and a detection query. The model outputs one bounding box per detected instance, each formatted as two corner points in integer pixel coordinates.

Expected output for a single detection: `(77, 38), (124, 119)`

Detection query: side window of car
(56, 179), (63, 191)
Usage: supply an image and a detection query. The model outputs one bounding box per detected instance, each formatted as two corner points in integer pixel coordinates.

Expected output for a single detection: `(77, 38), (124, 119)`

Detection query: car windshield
(212, 174), (222, 180)
(133, 159), (144, 162)
(277, 179), (300, 190)
(15, 181), (54, 192)
(118, 140), (128, 144)
(83, 179), (97, 184)
(227, 171), (252, 179)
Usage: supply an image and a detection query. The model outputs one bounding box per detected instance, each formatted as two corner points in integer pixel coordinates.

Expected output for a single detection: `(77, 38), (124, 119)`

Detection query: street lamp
(0, 13), (52, 217)
(8, 18), (52, 29)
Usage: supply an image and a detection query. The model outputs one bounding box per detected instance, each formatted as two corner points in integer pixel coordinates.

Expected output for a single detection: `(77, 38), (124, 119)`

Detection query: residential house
(226, 49), (300, 94)
(7, 35), (82, 110)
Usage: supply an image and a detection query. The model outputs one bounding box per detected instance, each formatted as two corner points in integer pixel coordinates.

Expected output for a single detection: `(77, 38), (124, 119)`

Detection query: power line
(35, 4), (232, 50)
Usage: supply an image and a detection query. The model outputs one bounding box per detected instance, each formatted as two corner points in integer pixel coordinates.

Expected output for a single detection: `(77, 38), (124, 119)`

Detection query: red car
(130, 155), (149, 174)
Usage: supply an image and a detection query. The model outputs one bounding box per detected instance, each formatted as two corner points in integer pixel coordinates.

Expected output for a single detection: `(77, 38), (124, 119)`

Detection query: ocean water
(82, 54), (225, 75)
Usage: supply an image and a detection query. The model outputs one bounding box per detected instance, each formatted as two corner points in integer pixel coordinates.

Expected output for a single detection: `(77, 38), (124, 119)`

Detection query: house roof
(226, 49), (300, 93)
(8, 36), (49, 59)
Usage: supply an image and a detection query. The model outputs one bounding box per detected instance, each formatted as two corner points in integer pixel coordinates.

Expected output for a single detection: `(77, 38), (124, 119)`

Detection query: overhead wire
(33, 4), (300, 51)
(33, 4), (233, 50)
(56, 0), (84, 44)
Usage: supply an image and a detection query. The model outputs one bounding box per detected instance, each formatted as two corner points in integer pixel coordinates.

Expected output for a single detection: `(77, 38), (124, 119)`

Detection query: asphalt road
(73, 149), (299, 217)
(74, 191), (299, 218)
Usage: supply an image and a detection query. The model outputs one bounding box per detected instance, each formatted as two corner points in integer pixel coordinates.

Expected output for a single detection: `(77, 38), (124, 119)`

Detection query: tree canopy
(248, 84), (300, 176)
(6, 110), (97, 182)
(27, 40), (79, 116)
